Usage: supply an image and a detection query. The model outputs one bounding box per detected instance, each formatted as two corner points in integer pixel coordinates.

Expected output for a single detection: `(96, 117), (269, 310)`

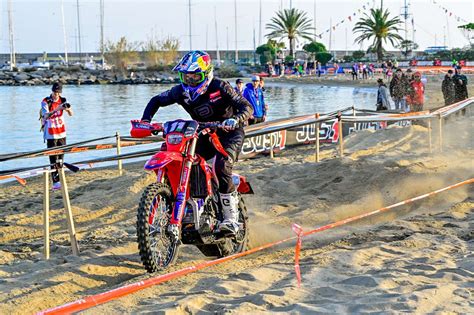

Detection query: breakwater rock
(0, 69), (180, 86)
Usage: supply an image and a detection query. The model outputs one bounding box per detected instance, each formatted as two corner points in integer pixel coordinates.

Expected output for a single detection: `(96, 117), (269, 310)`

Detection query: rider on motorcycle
(141, 50), (253, 235)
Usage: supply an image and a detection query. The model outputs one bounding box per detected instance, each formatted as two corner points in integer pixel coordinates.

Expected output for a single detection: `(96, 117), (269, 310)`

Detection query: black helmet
(52, 82), (62, 93)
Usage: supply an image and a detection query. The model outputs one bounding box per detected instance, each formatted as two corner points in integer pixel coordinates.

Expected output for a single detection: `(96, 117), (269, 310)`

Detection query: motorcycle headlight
(167, 134), (183, 145)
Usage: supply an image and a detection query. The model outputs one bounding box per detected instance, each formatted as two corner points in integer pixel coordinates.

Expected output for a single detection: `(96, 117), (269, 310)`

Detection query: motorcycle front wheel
(137, 183), (179, 273)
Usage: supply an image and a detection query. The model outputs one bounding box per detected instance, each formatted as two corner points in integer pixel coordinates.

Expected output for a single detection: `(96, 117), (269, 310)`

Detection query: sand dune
(0, 108), (472, 313)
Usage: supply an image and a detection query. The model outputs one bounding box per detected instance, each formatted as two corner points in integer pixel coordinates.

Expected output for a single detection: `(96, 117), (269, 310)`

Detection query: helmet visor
(179, 71), (206, 87)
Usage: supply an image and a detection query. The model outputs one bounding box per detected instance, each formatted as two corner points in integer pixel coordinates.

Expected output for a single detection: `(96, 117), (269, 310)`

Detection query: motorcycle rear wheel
(137, 183), (179, 272)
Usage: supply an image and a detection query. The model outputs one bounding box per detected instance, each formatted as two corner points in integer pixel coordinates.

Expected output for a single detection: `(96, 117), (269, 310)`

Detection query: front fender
(144, 151), (183, 171)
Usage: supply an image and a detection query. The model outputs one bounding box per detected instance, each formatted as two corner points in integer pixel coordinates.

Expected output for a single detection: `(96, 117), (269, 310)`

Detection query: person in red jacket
(406, 72), (425, 112)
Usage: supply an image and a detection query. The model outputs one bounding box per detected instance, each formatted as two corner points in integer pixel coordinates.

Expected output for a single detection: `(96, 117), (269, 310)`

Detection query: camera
(62, 102), (71, 109)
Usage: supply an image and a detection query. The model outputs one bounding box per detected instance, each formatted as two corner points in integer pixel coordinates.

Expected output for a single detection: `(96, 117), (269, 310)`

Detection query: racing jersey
(141, 78), (253, 126)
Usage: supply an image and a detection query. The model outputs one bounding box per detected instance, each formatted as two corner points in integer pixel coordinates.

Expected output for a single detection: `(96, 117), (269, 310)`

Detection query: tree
(266, 8), (314, 58)
(396, 40), (419, 58)
(315, 52), (332, 65)
(255, 39), (285, 65)
(352, 50), (365, 60)
(353, 8), (403, 61)
(104, 36), (140, 70)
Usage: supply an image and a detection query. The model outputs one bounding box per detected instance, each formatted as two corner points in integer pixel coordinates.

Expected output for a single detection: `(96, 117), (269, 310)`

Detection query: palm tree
(266, 8), (313, 58)
(353, 8), (403, 61)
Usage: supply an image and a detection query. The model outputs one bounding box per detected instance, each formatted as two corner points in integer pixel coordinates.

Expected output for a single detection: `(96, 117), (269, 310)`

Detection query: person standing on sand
(243, 75), (266, 125)
(234, 78), (244, 95)
(441, 70), (456, 106)
(40, 82), (74, 190)
(390, 68), (409, 112)
(452, 67), (469, 102)
(376, 78), (392, 111)
(406, 72), (425, 112)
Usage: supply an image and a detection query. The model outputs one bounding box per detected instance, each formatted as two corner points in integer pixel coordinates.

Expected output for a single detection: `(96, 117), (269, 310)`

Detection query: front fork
(170, 137), (198, 226)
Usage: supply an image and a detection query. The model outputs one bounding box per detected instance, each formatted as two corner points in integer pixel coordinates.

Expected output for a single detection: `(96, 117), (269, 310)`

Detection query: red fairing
(144, 151), (183, 171)
(237, 175), (254, 194)
(130, 120), (162, 138)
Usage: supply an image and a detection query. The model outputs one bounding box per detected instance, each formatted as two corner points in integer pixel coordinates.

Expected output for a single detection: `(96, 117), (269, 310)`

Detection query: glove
(223, 118), (238, 130)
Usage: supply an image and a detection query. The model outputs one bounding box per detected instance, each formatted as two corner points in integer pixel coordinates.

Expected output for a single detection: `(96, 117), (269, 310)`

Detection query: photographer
(40, 82), (73, 190)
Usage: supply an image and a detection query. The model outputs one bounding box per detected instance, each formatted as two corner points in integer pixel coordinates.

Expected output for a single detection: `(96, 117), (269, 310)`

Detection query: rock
(14, 73), (30, 82)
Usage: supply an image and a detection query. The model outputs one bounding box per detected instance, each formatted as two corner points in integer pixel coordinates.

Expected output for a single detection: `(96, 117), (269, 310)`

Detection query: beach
(0, 79), (473, 313)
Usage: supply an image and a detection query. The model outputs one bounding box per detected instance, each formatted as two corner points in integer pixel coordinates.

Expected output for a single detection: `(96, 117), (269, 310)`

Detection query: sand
(0, 82), (473, 314)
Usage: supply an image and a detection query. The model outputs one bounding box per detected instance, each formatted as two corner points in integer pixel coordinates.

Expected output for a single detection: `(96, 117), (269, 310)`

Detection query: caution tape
(38, 178), (473, 314)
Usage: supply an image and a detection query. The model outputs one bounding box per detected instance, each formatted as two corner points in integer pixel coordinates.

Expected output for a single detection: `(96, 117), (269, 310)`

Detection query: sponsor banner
(240, 118), (411, 158)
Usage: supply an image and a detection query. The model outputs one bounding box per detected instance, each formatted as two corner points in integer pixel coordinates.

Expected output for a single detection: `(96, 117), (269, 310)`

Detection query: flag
(348, 16), (352, 21)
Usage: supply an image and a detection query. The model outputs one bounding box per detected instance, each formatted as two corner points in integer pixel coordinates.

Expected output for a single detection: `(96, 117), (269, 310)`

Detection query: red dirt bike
(130, 119), (253, 272)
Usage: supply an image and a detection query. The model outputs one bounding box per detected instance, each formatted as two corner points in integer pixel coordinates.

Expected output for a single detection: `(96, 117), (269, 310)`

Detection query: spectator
(316, 61), (322, 77)
(40, 82), (74, 190)
(441, 70), (456, 106)
(376, 78), (391, 111)
(259, 77), (265, 92)
(405, 68), (414, 83)
(389, 68), (409, 112)
(351, 63), (358, 80)
(453, 67), (469, 102)
(243, 75), (266, 125)
(234, 78), (244, 95)
(362, 63), (368, 79)
(368, 63), (375, 78)
(406, 72), (425, 112)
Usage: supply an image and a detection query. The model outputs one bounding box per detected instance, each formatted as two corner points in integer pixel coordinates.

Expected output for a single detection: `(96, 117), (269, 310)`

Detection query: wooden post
(116, 131), (123, 175)
(428, 119), (432, 153)
(438, 114), (443, 152)
(338, 113), (344, 157)
(315, 113), (320, 162)
(58, 167), (80, 256)
(43, 171), (50, 260)
(269, 133), (274, 159)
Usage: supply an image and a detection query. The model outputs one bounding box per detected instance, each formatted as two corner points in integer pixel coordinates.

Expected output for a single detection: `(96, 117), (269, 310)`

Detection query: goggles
(178, 71), (206, 87)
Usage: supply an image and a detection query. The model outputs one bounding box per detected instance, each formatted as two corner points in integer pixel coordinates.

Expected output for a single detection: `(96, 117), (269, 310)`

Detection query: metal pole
(214, 6), (221, 64)
(100, 0), (105, 67)
(428, 119), (432, 153)
(234, 0), (238, 63)
(188, 0), (192, 50)
(315, 113), (320, 162)
(61, 0), (69, 65)
(116, 132), (123, 175)
(43, 171), (50, 260)
(438, 114), (443, 152)
(76, 0), (82, 62)
(58, 167), (79, 256)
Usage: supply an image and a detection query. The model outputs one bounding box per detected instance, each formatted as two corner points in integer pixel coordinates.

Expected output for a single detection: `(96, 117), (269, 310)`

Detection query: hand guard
(223, 118), (238, 131)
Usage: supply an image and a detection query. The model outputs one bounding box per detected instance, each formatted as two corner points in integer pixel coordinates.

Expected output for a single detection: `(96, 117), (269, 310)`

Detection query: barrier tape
(0, 174), (27, 186)
(291, 223), (304, 287)
(38, 178), (473, 314)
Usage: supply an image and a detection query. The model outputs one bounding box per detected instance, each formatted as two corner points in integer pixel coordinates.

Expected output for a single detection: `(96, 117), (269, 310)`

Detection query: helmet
(173, 50), (214, 102)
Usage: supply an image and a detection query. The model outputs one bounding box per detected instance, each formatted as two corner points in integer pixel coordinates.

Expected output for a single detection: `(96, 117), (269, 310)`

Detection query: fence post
(338, 112), (344, 157)
(269, 133), (274, 159)
(58, 166), (80, 256)
(43, 171), (50, 260)
(116, 131), (123, 175)
(428, 119), (432, 153)
(315, 113), (320, 162)
(438, 114), (443, 152)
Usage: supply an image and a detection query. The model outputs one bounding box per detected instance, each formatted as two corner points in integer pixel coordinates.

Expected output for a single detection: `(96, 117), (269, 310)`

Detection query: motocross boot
(219, 191), (240, 235)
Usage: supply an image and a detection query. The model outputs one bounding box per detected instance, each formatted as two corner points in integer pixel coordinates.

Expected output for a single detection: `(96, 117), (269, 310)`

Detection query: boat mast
(76, 0), (83, 62)
(214, 6), (221, 64)
(188, 0), (192, 50)
(258, 0), (262, 46)
(61, 0), (69, 65)
(234, 0), (238, 63)
(7, 0), (16, 70)
(100, 0), (105, 67)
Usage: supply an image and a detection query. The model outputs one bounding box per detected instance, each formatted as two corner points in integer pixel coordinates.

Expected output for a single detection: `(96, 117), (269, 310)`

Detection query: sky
(0, 0), (472, 55)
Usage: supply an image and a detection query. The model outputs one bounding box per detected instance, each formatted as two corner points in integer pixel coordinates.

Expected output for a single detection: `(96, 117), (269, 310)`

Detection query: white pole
(76, 0), (82, 62)
(188, 0), (192, 50)
(7, 0), (16, 70)
(313, 0), (317, 41)
(206, 24), (209, 51)
(234, 0), (238, 63)
(61, 0), (69, 65)
(258, 0), (262, 46)
(214, 6), (221, 64)
(100, 0), (105, 67)
(43, 172), (50, 260)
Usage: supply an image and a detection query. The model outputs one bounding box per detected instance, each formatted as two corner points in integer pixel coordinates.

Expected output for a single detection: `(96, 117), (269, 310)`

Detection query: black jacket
(141, 78), (253, 125)
(441, 75), (456, 105)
